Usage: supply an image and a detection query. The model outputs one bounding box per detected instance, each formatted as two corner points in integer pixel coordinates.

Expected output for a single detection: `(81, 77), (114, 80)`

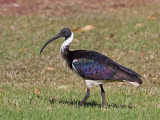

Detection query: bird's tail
(128, 76), (143, 86)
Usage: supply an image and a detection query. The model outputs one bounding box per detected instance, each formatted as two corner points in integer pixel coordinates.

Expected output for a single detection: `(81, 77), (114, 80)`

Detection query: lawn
(0, 0), (160, 120)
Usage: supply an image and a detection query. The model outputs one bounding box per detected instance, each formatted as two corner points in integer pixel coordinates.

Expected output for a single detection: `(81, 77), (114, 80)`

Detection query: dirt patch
(0, 0), (159, 16)
(0, 0), (40, 15)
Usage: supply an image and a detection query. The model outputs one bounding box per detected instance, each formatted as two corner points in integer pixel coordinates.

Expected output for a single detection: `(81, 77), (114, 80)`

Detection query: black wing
(72, 59), (115, 80)
(71, 50), (142, 84)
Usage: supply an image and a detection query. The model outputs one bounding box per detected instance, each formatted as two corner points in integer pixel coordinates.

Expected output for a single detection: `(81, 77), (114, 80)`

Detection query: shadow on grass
(49, 98), (101, 107)
(49, 98), (133, 109)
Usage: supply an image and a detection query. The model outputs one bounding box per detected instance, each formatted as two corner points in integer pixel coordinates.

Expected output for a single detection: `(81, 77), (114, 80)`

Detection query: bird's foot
(101, 102), (108, 109)
(78, 102), (83, 107)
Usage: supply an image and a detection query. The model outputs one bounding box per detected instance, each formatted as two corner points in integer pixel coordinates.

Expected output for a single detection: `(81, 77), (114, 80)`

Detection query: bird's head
(40, 28), (72, 54)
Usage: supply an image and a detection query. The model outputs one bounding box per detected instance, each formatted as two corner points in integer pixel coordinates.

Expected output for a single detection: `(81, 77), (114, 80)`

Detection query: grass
(0, 3), (160, 120)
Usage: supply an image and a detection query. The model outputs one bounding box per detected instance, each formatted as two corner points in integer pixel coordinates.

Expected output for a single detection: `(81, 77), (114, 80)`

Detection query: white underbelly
(85, 80), (140, 88)
(85, 80), (112, 88)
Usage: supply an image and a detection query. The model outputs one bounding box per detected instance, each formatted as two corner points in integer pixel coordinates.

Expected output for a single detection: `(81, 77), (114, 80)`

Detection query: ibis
(40, 28), (143, 107)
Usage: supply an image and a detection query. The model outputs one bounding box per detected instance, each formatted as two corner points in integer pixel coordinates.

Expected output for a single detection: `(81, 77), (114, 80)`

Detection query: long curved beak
(40, 33), (61, 54)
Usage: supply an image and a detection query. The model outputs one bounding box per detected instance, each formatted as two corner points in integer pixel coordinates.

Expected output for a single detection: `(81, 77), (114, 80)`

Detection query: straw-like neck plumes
(60, 32), (74, 59)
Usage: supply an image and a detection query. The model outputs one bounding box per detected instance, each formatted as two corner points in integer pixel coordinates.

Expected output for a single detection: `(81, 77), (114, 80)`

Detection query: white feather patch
(129, 82), (140, 86)
(72, 59), (78, 71)
(61, 32), (74, 53)
(85, 80), (108, 88)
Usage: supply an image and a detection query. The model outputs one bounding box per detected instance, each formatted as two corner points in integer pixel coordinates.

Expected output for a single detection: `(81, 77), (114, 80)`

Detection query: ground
(0, 0), (160, 120)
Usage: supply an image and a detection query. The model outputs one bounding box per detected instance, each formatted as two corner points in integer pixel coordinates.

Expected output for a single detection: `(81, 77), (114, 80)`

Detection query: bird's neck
(60, 32), (74, 59)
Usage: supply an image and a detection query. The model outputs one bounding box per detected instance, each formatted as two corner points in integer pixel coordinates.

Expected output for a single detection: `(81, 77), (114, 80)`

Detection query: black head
(60, 28), (72, 39)
(40, 28), (72, 54)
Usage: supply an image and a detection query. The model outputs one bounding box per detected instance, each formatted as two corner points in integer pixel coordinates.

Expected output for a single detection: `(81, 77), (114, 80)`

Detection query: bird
(40, 28), (143, 108)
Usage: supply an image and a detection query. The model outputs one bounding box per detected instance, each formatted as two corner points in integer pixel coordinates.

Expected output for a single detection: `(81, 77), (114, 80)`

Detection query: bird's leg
(100, 85), (107, 108)
(79, 88), (90, 106)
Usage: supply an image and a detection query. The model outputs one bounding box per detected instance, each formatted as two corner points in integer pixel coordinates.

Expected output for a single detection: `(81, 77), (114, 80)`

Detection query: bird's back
(69, 50), (142, 84)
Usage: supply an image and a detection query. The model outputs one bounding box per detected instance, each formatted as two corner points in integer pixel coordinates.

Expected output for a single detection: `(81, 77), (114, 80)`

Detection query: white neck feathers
(61, 32), (74, 53)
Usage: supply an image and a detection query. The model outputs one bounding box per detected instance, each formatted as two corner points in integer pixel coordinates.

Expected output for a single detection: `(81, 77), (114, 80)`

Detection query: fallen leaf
(72, 28), (81, 32)
(18, 48), (28, 52)
(135, 23), (144, 28)
(81, 25), (95, 31)
(148, 15), (156, 20)
(46, 67), (54, 71)
(35, 88), (41, 96)
(72, 25), (95, 33)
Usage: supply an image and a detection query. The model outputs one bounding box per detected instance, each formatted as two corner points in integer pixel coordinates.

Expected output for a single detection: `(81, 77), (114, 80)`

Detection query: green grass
(0, 4), (160, 120)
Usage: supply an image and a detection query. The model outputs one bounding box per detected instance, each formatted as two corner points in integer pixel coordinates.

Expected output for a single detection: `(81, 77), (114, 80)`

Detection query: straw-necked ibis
(40, 28), (143, 108)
